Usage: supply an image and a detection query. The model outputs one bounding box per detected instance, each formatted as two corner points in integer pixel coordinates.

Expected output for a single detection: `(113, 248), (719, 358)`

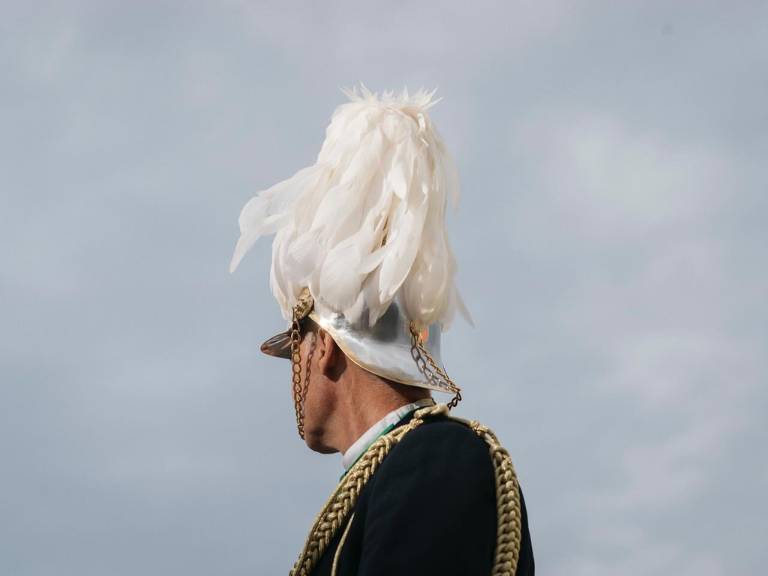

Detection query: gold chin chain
(290, 288), (316, 439)
(409, 323), (462, 410)
(291, 308), (315, 439)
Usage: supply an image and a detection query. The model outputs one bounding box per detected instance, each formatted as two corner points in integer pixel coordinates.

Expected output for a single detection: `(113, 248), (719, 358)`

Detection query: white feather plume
(230, 82), (472, 330)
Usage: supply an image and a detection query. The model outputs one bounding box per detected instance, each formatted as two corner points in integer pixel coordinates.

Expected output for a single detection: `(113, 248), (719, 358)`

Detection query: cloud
(2, 2), (767, 575)
(238, 0), (578, 59)
(488, 106), (766, 573)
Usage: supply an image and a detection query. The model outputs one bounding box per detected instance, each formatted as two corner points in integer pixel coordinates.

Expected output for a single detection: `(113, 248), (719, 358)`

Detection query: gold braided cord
(289, 420), (417, 576)
(289, 404), (522, 576)
(450, 414), (523, 575)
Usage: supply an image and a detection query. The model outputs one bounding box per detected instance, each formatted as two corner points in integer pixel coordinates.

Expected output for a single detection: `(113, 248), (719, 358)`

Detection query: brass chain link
(289, 288), (317, 439)
(290, 308), (305, 439)
(409, 323), (462, 409)
(302, 333), (316, 425)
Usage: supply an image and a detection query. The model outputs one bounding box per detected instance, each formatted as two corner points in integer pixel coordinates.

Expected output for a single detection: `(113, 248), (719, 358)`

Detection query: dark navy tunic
(311, 412), (535, 575)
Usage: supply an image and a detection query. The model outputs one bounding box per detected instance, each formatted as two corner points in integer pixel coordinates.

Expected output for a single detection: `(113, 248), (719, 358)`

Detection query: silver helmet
(259, 288), (451, 393)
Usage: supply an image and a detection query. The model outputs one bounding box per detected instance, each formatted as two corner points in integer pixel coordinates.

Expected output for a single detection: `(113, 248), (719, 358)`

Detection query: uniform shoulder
(401, 414), (488, 448)
(377, 415), (494, 481)
(352, 415), (502, 576)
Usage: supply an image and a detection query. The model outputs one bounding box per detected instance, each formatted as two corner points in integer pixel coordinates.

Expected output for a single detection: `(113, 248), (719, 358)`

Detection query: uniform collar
(341, 398), (435, 471)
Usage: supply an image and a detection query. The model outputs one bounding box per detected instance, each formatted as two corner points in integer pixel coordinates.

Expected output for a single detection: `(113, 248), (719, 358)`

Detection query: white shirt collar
(341, 398), (435, 470)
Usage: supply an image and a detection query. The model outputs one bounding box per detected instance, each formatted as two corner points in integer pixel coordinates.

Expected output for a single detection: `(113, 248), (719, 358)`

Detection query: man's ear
(316, 328), (339, 378)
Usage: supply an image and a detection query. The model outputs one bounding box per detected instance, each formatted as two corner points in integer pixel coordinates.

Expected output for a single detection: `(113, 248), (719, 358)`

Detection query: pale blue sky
(1, 1), (767, 574)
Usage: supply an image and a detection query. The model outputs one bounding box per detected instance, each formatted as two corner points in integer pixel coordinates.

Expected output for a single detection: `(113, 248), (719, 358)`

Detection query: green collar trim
(339, 423), (395, 480)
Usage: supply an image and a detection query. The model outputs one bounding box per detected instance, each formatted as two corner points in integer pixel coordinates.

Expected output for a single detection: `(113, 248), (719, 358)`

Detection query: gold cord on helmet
(409, 323), (462, 409)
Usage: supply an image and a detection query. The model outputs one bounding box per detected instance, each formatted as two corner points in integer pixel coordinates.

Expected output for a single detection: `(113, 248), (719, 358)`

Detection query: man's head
(294, 318), (431, 454)
(230, 85), (467, 445)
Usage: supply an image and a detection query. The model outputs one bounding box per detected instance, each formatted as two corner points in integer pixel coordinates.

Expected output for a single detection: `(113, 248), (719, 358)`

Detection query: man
(230, 84), (534, 575)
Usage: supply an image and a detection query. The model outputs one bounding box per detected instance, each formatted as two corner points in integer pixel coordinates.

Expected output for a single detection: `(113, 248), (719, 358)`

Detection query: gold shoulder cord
(289, 411), (523, 576)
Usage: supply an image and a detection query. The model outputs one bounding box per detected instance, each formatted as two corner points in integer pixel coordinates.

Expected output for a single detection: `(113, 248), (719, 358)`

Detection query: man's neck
(330, 371), (431, 454)
(333, 395), (412, 455)
(340, 397), (434, 470)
